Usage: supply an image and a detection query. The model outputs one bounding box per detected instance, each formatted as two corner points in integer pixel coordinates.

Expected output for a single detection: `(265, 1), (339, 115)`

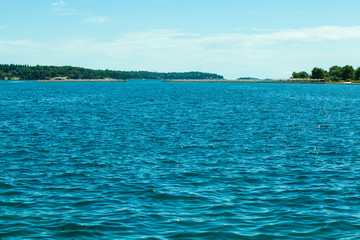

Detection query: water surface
(0, 81), (359, 239)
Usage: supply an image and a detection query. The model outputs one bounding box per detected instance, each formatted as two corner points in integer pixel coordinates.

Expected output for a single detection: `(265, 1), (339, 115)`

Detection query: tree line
(292, 65), (360, 81)
(0, 64), (224, 80)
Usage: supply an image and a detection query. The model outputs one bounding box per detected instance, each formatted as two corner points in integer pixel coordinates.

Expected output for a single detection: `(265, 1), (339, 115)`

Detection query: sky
(1, 0), (360, 79)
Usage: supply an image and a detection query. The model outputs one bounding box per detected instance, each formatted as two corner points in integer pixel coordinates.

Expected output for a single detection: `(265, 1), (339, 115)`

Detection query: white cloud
(51, 0), (81, 16)
(249, 26), (360, 44)
(0, 39), (41, 49)
(2, 26), (360, 78)
(0, 26), (7, 29)
(83, 16), (110, 23)
(52, 0), (67, 7)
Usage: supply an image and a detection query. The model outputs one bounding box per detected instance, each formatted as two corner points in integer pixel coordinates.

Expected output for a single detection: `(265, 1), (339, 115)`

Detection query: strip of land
(163, 79), (360, 84)
(163, 79), (312, 83)
(37, 79), (127, 82)
(163, 79), (246, 82)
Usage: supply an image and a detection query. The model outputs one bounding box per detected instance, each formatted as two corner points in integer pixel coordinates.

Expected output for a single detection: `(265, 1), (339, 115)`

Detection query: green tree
(0, 71), (5, 79)
(329, 65), (342, 81)
(341, 65), (354, 81)
(311, 67), (325, 79)
(292, 71), (309, 79)
(323, 71), (329, 80)
(0, 64), (224, 80)
(353, 67), (360, 80)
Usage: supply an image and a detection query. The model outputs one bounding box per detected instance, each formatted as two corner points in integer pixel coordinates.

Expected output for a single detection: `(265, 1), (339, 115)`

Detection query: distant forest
(0, 64), (224, 80)
(292, 65), (360, 81)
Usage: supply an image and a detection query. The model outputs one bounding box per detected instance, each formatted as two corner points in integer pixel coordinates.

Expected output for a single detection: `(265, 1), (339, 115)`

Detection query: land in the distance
(3, 63), (360, 84)
(0, 64), (223, 81)
(291, 65), (360, 83)
(37, 78), (127, 82)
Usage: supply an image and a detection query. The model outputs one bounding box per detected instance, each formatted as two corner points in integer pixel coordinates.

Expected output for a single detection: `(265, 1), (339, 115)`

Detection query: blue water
(0, 80), (359, 239)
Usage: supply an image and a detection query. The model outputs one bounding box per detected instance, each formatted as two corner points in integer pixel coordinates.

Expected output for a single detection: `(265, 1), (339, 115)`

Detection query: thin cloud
(46, 26), (360, 71)
(2, 26), (360, 78)
(252, 26), (360, 43)
(0, 39), (42, 53)
(83, 16), (110, 23)
(51, 0), (82, 16)
(205, 26), (360, 48)
(52, 0), (67, 7)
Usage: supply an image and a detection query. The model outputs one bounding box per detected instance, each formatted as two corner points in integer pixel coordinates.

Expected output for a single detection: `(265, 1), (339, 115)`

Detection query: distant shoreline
(163, 79), (298, 83)
(0, 64), (223, 81)
(163, 79), (360, 84)
(163, 79), (250, 83)
(3, 79), (360, 84)
(37, 79), (127, 82)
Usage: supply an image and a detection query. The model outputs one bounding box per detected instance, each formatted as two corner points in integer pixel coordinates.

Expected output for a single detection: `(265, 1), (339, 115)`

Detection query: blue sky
(1, 0), (360, 79)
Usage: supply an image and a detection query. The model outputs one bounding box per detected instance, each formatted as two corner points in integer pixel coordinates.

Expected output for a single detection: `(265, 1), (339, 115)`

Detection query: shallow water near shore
(1, 80), (359, 239)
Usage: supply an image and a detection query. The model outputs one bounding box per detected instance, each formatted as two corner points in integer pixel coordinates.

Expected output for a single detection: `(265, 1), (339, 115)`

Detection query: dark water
(0, 80), (359, 239)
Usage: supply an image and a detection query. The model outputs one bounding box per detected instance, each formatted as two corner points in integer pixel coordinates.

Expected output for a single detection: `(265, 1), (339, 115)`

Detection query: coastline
(163, 80), (305, 83)
(163, 79), (248, 83)
(4, 79), (360, 84)
(37, 79), (127, 82)
(163, 79), (308, 83)
(163, 79), (360, 84)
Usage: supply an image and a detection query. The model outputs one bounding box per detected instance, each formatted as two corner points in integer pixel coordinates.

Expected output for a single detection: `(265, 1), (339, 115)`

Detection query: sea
(0, 80), (359, 239)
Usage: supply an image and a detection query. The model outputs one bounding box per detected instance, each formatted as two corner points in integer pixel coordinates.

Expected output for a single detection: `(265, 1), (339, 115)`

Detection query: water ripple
(0, 81), (359, 239)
